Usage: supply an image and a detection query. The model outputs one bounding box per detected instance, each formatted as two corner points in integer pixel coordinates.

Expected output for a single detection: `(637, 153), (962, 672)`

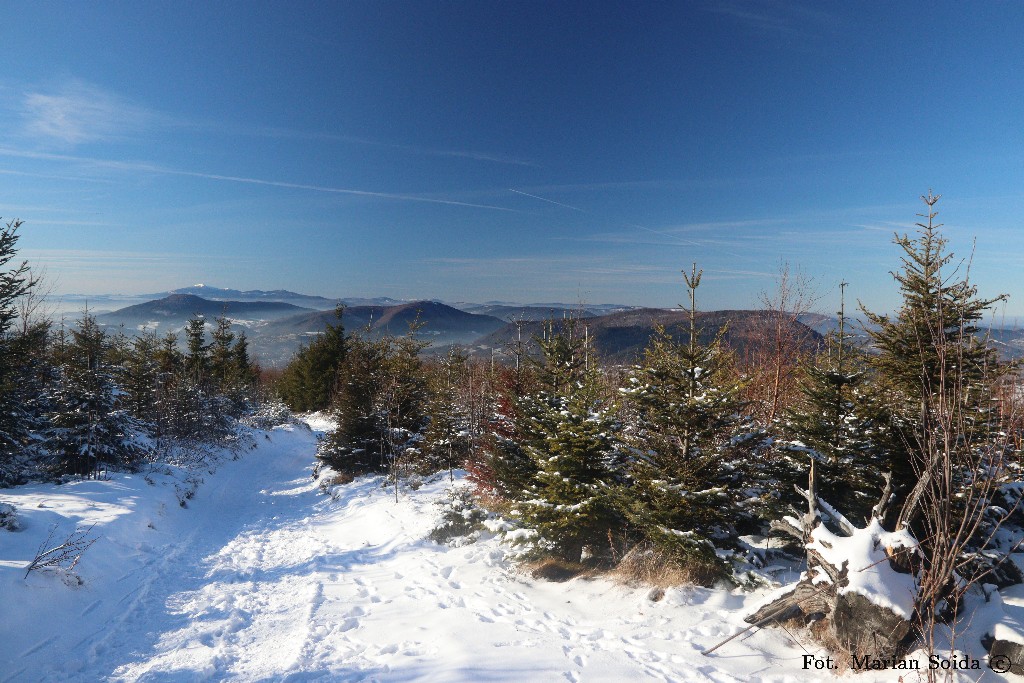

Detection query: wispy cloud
(0, 167), (117, 183)
(21, 248), (230, 263)
(0, 147), (519, 212)
(850, 221), (920, 233)
(661, 218), (790, 233)
(21, 80), (156, 146)
(16, 79), (535, 169)
(704, 1), (838, 36)
(510, 188), (757, 258)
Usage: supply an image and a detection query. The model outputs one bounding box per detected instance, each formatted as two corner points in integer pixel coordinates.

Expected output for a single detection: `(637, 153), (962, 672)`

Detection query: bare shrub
(24, 524), (97, 582)
(746, 262), (820, 421)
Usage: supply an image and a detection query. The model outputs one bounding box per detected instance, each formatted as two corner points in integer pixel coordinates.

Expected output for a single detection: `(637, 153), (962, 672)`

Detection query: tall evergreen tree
(123, 331), (162, 425)
(860, 192), (1008, 527)
(513, 318), (623, 564)
(617, 265), (744, 573)
(278, 307), (347, 412)
(0, 219), (45, 483)
(183, 316), (209, 386)
(209, 315), (235, 392)
(467, 364), (537, 499)
(316, 322), (429, 478)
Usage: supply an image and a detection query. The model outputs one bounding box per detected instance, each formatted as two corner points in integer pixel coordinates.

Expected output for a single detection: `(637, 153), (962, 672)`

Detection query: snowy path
(1, 423), (916, 682)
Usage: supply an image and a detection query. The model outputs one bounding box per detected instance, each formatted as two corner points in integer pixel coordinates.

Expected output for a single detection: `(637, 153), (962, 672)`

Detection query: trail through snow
(0, 422), (954, 681)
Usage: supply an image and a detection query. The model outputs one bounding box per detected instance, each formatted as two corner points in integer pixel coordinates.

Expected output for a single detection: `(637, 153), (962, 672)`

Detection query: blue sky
(2, 1), (1023, 316)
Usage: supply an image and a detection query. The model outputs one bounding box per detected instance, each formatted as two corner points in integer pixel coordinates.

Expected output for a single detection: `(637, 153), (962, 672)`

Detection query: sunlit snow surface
(0, 420), (1005, 682)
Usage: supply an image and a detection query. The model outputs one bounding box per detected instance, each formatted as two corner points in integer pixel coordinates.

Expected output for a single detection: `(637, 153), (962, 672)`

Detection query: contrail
(164, 169), (518, 211)
(0, 147), (518, 212)
(509, 188), (588, 212)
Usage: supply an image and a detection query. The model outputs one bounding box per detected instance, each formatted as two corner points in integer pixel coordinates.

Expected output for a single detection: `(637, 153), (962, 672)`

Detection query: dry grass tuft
(807, 618), (853, 673)
(612, 542), (724, 589)
(318, 471), (355, 492)
(525, 558), (591, 582)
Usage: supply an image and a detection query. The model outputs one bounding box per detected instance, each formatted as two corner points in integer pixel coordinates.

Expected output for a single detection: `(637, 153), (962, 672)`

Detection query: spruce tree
(860, 192), (1008, 527)
(420, 348), (472, 477)
(45, 314), (142, 477)
(617, 265), (743, 574)
(317, 334), (392, 475)
(278, 307), (347, 412)
(0, 219), (45, 483)
(231, 331), (257, 387)
(513, 318), (622, 564)
(209, 315), (235, 393)
(467, 364), (537, 499)
(317, 319), (431, 480)
(183, 316), (209, 386)
(784, 283), (889, 524)
(123, 331), (162, 425)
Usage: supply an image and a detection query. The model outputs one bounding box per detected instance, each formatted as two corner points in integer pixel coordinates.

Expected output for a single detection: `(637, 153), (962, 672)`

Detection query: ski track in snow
(0, 422), (944, 682)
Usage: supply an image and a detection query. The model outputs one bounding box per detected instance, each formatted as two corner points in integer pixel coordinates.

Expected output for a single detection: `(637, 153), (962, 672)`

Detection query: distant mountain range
(51, 286), (405, 316)
(92, 291), (825, 367)
(75, 285), (1024, 368)
(95, 294), (512, 367)
(157, 285), (340, 309)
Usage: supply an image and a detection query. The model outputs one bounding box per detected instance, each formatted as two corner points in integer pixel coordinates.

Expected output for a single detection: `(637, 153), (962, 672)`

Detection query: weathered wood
(817, 497), (856, 537)
(749, 460), (913, 664)
(744, 581), (833, 625)
(871, 471), (894, 522)
(807, 548), (845, 586)
(769, 517), (804, 541)
(989, 639), (1024, 675)
(832, 591), (912, 661)
(801, 459), (820, 543)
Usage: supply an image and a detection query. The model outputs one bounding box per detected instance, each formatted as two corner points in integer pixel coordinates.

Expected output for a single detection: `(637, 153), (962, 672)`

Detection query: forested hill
(99, 294), (312, 326)
(473, 308), (824, 363)
(261, 300), (506, 340)
(250, 301), (507, 366)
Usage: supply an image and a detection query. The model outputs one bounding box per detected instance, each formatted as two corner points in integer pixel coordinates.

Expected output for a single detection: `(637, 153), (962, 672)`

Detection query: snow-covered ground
(0, 419), (1009, 682)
